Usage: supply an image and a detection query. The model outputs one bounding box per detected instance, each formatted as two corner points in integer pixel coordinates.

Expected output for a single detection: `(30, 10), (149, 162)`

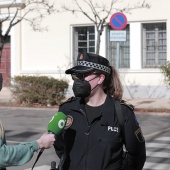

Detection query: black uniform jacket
(54, 95), (146, 170)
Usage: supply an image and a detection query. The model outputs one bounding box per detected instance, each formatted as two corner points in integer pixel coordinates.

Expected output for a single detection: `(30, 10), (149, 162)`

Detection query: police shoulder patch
(120, 99), (134, 110)
(64, 115), (73, 130)
(135, 127), (145, 142)
(59, 96), (77, 106)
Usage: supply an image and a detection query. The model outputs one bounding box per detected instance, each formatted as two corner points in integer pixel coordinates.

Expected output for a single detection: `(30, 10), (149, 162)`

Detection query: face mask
(72, 76), (98, 98)
(72, 79), (91, 98)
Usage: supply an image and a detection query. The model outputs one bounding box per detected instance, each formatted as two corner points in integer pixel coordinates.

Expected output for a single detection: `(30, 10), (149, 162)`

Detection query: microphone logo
(58, 119), (66, 129)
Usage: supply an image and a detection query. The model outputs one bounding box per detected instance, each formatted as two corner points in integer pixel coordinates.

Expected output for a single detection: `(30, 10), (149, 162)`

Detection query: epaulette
(59, 96), (77, 106)
(120, 99), (134, 110)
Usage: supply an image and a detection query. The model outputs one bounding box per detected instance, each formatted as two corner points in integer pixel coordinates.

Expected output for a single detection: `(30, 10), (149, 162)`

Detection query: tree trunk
(96, 30), (101, 55)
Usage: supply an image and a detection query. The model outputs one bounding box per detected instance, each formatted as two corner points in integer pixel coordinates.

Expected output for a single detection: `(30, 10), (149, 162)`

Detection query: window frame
(72, 25), (95, 66)
(142, 22), (167, 68)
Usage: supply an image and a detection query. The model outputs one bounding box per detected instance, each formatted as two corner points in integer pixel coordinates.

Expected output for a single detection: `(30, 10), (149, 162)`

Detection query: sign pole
(116, 42), (120, 69)
(109, 12), (127, 69)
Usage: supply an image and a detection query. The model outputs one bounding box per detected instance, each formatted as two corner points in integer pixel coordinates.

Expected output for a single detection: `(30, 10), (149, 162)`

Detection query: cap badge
(64, 115), (73, 130)
(79, 54), (83, 60)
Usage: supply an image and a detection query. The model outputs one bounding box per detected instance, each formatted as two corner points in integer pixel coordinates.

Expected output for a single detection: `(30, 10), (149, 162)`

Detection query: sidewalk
(125, 98), (170, 113)
(0, 87), (170, 113)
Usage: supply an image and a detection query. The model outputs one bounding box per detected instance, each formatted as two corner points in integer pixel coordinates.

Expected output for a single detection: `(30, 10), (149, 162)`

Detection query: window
(73, 26), (95, 65)
(142, 23), (167, 68)
(107, 25), (130, 69)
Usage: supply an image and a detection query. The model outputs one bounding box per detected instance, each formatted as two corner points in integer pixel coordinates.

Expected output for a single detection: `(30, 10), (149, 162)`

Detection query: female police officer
(54, 52), (146, 170)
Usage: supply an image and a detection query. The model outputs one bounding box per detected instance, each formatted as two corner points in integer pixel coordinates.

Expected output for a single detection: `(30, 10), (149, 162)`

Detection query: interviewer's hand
(37, 133), (55, 149)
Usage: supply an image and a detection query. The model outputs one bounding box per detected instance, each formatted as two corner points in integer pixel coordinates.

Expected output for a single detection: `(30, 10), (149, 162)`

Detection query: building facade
(1, 0), (170, 98)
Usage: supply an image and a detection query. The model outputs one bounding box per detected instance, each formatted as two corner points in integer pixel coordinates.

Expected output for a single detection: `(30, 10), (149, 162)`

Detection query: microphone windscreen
(48, 112), (67, 135)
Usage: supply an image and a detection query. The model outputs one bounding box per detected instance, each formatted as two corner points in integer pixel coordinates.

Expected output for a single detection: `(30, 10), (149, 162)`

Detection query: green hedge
(11, 76), (69, 106)
(161, 62), (170, 86)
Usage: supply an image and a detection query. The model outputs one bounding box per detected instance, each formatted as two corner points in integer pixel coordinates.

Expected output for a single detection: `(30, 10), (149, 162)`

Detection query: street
(136, 112), (170, 170)
(0, 107), (60, 170)
(0, 107), (170, 170)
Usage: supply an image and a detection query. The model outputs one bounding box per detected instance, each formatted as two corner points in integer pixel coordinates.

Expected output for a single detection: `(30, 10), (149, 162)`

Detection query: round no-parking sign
(110, 12), (127, 30)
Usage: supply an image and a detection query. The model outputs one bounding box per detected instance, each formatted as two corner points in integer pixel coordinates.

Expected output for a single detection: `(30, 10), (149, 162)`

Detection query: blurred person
(54, 52), (146, 170)
(0, 73), (55, 169)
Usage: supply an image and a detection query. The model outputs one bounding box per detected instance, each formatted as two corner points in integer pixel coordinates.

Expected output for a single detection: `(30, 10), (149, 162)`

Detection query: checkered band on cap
(77, 61), (111, 74)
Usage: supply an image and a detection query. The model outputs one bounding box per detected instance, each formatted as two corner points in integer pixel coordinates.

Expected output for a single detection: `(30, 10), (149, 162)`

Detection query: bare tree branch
(74, 0), (96, 24)
(0, 0), (56, 62)
(83, 0), (100, 22)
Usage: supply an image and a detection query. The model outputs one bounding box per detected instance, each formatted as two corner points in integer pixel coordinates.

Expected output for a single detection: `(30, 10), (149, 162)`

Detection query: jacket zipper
(80, 109), (90, 170)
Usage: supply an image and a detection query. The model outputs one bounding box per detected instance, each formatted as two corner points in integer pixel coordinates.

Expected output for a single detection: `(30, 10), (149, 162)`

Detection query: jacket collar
(69, 95), (115, 121)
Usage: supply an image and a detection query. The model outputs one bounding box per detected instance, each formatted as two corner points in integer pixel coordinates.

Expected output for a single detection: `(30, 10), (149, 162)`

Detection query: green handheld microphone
(48, 112), (67, 135)
(31, 112), (67, 170)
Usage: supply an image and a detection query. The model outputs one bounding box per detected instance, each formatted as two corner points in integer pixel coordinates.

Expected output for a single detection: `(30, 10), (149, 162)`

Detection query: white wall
(130, 23), (142, 70)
